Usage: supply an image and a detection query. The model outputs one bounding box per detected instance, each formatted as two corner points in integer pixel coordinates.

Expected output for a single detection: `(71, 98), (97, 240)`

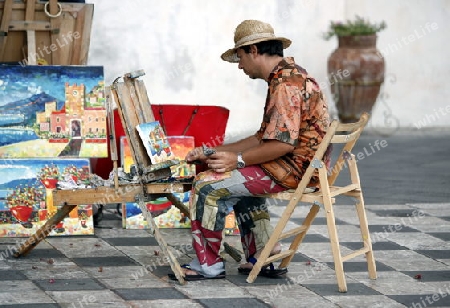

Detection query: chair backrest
(293, 112), (370, 192)
(328, 113), (370, 185)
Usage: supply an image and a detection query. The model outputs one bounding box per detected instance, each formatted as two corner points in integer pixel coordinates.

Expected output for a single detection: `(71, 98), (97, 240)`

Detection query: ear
(249, 44), (258, 55)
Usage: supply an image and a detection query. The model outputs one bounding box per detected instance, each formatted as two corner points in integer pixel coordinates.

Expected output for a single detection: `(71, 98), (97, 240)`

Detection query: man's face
(237, 48), (259, 79)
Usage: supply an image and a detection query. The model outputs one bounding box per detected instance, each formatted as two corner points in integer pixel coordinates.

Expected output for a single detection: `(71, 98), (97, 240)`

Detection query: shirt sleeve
(259, 82), (302, 146)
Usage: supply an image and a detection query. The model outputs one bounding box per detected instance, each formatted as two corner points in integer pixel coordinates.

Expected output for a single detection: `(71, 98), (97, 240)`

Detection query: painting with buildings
(0, 65), (107, 158)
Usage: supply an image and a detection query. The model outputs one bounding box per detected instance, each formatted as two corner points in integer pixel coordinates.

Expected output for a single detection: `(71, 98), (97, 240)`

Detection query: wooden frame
(0, 0), (94, 65)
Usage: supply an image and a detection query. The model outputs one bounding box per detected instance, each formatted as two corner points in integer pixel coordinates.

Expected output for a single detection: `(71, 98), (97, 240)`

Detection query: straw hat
(221, 20), (291, 63)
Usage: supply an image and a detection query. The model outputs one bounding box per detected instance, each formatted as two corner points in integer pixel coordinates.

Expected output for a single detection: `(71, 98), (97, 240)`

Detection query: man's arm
(213, 135), (260, 153)
(240, 139), (294, 165)
(206, 139), (294, 173)
(185, 135), (260, 163)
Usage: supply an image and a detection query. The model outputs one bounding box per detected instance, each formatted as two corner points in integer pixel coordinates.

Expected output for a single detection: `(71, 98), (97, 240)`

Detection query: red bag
(92, 105), (229, 178)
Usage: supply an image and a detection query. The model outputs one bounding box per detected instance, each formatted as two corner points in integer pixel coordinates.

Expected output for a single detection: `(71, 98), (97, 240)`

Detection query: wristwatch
(237, 152), (246, 169)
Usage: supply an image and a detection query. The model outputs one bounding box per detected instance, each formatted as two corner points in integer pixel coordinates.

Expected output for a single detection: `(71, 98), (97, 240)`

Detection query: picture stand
(111, 69), (187, 283)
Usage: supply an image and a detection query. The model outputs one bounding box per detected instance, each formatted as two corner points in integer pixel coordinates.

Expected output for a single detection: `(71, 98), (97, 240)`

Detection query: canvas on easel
(136, 121), (176, 164)
(120, 136), (134, 173)
(121, 135), (196, 178)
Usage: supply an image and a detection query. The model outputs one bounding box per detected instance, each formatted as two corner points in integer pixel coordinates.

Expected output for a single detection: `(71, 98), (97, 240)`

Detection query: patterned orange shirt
(255, 57), (330, 185)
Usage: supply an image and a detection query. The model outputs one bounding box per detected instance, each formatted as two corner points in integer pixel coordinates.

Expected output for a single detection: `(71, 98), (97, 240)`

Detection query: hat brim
(221, 37), (291, 63)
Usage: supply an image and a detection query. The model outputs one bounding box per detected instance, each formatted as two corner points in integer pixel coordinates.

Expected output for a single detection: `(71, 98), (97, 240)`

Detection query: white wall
(344, 0), (450, 130)
(87, 0), (450, 139)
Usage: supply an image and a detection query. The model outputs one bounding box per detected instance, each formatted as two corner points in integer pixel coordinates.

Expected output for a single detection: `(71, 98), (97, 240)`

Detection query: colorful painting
(0, 158), (94, 237)
(167, 136), (196, 178)
(122, 192), (191, 229)
(121, 191), (239, 235)
(121, 135), (196, 178)
(136, 121), (175, 164)
(0, 65), (107, 158)
(120, 136), (134, 173)
(225, 211), (240, 236)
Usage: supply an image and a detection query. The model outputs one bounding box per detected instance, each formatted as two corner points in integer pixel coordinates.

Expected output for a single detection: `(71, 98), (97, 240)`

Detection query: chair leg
(246, 188), (307, 283)
(319, 169), (347, 293)
(348, 158), (377, 280)
(279, 203), (320, 268)
(354, 195), (377, 279)
(324, 200), (347, 292)
(246, 226), (283, 283)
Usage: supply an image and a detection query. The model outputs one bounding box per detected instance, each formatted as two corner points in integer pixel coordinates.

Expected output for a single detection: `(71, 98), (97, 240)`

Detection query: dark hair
(240, 40), (284, 57)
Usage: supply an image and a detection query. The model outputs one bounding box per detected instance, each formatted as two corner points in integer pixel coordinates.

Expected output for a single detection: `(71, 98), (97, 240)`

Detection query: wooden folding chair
(247, 112), (376, 292)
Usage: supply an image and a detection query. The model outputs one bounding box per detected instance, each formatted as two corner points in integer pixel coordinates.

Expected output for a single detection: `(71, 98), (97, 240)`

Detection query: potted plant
(324, 16), (387, 123)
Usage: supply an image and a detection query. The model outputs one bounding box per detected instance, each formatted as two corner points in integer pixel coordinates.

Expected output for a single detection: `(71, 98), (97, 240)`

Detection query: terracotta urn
(327, 35), (385, 123)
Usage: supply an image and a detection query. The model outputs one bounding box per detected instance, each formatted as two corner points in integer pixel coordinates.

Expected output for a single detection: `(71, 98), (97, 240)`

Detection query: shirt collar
(267, 57), (295, 83)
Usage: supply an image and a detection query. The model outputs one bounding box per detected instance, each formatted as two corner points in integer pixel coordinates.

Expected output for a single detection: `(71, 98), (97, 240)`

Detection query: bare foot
(180, 267), (200, 276)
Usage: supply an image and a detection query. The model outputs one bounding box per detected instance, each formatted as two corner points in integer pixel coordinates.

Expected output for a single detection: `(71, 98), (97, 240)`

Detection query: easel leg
(137, 195), (186, 284)
(165, 193), (189, 218)
(14, 204), (77, 258)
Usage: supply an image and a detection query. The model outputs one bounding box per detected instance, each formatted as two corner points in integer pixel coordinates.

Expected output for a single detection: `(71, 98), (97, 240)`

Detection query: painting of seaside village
(0, 65), (107, 158)
(0, 158), (94, 237)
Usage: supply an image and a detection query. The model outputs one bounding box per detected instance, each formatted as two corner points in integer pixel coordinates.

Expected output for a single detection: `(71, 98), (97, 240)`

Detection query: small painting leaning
(0, 158), (94, 237)
(0, 65), (107, 158)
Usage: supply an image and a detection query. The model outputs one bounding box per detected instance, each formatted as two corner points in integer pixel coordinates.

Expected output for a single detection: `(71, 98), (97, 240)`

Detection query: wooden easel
(110, 70), (187, 284)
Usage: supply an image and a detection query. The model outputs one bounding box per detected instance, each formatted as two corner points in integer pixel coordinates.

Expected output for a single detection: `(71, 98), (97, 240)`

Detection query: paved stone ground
(0, 131), (449, 308)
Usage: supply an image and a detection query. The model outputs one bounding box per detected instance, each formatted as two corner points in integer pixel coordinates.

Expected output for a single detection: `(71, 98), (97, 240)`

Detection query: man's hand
(206, 151), (239, 173)
(185, 147), (207, 164)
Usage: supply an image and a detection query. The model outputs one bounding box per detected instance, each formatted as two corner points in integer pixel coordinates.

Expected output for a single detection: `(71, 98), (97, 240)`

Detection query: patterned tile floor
(1, 202), (449, 308)
(1, 132), (450, 307)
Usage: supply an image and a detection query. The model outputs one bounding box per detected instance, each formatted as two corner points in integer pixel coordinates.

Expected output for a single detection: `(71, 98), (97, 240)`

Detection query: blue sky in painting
(0, 65), (104, 106)
(0, 159), (90, 185)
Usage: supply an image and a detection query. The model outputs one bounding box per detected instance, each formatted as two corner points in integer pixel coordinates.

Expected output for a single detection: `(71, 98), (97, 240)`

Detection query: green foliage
(37, 164), (61, 180)
(49, 132), (69, 139)
(323, 15), (387, 40)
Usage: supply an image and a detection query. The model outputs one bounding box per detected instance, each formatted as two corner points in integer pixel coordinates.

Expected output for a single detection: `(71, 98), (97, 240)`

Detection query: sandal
(168, 264), (226, 281)
(238, 257), (288, 278)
